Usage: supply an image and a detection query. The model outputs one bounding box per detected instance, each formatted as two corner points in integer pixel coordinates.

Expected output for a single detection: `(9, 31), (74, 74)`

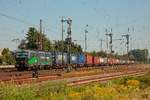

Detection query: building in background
(0, 49), (3, 56)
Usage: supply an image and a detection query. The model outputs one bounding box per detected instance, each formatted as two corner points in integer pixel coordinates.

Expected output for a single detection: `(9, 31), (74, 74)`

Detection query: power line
(42, 20), (60, 33)
(0, 12), (36, 26)
(0, 12), (57, 34)
(0, 12), (61, 37)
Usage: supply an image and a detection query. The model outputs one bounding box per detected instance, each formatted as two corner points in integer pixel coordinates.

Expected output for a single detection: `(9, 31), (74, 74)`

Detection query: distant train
(15, 49), (135, 70)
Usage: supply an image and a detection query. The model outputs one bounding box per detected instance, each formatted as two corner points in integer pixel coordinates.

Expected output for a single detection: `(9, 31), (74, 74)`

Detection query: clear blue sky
(0, 0), (150, 54)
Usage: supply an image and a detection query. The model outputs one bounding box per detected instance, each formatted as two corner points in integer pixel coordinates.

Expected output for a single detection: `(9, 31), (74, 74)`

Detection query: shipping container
(131, 60), (135, 64)
(85, 54), (93, 65)
(112, 58), (117, 65)
(99, 57), (104, 65)
(118, 59), (122, 65)
(122, 60), (126, 64)
(108, 58), (113, 65)
(116, 59), (120, 65)
(103, 58), (108, 65)
(124, 60), (128, 64)
(93, 56), (100, 65)
(99, 57), (108, 65)
(120, 60), (124, 65)
(70, 54), (78, 64)
(55, 52), (68, 65)
(78, 54), (85, 65)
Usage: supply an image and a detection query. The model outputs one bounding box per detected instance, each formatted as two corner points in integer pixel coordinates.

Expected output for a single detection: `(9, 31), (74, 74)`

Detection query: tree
(54, 40), (82, 53)
(97, 51), (107, 57)
(18, 27), (53, 51)
(129, 49), (149, 63)
(26, 27), (39, 50)
(18, 39), (27, 49)
(42, 36), (53, 51)
(1, 48), (16, 65)
(88, 51), (107, 57)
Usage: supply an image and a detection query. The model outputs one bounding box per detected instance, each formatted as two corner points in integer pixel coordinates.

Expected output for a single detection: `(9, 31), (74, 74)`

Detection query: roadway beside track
(0, 65), (15, 68)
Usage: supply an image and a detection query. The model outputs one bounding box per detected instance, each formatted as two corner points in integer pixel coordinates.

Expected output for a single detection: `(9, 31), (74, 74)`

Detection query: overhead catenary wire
(0, 12), (37, 27)
(0, 11), (63, 43)
(0, 12), (60, 34)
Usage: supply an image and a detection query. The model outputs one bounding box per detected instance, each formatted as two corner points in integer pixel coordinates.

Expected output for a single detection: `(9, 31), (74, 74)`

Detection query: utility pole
(105, 28), (113, 54)
(66, 18), (72, 65)
(61, 17), (64, 65)
(33, 19), (42, 76)
(84, 24), (88, 53)
(61, 17), (72, 70)
(130, 38), (133, 51)
(39, 19), (42, 50)
(122, 34), (129, 54)
(105, 29), (108, 53)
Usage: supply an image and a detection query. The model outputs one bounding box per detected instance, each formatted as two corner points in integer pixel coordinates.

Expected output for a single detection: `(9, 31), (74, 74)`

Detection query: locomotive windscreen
(15, 51), (28, 62)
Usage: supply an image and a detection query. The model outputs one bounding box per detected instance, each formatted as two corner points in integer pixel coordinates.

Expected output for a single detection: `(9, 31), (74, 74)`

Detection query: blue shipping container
(78, 54), (85, 65)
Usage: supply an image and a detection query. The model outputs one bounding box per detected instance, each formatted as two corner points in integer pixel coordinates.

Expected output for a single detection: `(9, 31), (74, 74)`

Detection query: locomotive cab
(15, 50), (29, 70)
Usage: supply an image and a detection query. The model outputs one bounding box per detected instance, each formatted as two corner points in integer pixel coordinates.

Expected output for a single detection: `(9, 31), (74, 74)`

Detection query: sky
(0, 0), (150, 55)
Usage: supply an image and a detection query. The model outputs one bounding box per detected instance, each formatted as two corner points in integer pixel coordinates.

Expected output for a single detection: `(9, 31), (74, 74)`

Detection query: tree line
(18, 27), (83, 53)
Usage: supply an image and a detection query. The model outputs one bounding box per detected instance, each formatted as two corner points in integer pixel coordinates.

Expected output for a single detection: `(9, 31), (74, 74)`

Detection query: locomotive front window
(16, 58), (26, 61)
(16, 52), (28, 58)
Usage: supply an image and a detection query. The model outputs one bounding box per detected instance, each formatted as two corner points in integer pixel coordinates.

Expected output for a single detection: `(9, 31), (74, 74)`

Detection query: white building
(0, 49), (3, 56)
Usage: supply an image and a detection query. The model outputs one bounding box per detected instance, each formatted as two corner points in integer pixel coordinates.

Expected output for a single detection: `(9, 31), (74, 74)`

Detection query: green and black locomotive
(15, 50), (53, 70)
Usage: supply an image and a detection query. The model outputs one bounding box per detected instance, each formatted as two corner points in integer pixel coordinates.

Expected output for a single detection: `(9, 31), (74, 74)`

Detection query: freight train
(15, 49), (134, 71)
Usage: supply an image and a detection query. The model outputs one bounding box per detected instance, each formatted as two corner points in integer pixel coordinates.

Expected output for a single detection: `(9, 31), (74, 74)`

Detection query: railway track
(67, 70), (146, 86)
(0, 65), (148, 86)
(0, 64), (140, 81)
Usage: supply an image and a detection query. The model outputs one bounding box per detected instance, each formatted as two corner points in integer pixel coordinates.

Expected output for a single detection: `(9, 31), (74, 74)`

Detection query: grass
(0, 72), (150, 100)
(0, 82), (37, 100)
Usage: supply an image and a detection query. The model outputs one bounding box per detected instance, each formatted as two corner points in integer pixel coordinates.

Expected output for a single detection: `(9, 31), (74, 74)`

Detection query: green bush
(111, 76), (137, 85)
(137, 73), (150, 89)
